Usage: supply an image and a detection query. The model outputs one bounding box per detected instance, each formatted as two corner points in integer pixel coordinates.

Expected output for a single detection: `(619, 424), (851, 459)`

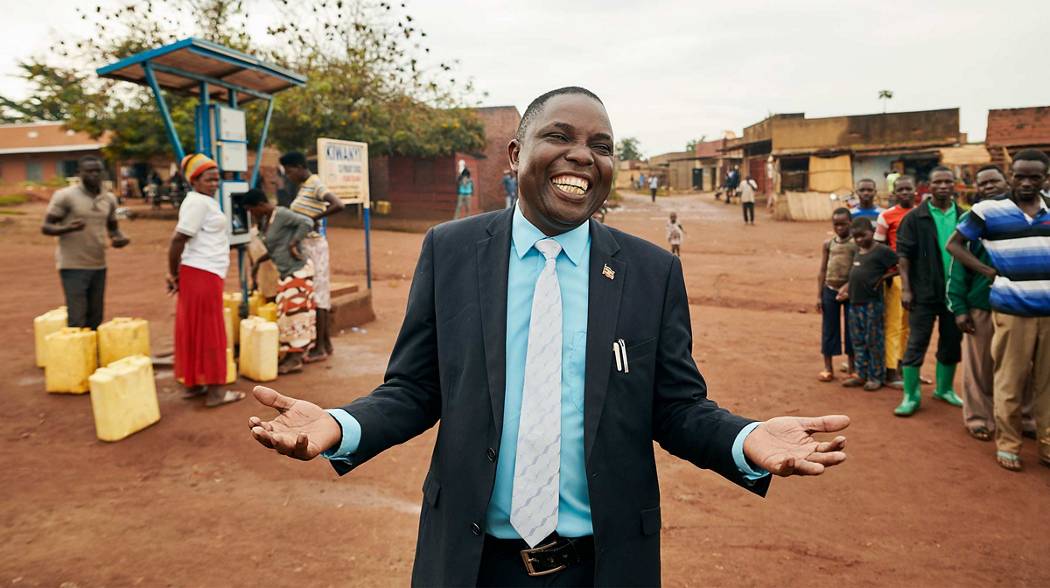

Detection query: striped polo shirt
(955, 196), (1050, 316)
(290, 174), (328, 236)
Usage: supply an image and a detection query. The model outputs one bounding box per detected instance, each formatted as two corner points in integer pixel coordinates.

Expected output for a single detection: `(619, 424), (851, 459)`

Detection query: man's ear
(508, 139), (521, 174)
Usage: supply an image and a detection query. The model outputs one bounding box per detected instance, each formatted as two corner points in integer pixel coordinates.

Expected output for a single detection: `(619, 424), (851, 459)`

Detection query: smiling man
(247, 87), (850, 587)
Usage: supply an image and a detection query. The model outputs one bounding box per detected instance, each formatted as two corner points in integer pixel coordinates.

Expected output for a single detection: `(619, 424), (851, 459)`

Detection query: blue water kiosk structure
(96, 38), (307, 318)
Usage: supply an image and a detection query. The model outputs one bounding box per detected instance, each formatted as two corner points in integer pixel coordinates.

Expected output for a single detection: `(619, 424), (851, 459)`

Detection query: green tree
(616, 137), (643, 161)
(0, 0), (484, 162)
(264, 0), (485, 156)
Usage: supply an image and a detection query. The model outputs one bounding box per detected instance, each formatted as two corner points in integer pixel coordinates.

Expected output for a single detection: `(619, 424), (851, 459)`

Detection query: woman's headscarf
(181, 153), (218, 182)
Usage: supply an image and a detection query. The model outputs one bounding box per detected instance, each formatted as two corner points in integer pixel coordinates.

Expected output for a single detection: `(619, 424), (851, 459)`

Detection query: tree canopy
(0, 0), (486, 162)
(616, 137), (643, 161)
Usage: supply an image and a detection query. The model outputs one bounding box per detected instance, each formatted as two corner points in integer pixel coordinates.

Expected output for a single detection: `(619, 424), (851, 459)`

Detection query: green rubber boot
(894, 366), (922, 417)
(933, 362), (963, 407)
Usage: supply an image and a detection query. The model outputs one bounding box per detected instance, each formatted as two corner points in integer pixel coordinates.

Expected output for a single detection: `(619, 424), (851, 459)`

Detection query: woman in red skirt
(166, 153), (244, 407)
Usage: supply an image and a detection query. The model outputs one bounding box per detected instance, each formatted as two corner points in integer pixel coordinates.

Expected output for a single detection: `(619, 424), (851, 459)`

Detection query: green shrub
(0, 193), (30, 207)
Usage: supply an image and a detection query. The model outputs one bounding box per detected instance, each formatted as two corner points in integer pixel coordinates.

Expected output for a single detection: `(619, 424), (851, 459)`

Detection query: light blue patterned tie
(510, 238), (563, 547)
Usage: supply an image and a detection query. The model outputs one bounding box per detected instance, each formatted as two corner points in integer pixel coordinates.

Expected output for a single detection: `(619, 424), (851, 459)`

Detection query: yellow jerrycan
(33, 306), (68, 367)
(225, 347), (237, 384)
(222, 292), (242, 345)
(223, 307), (235, 350)
(248, 290), (264, 317)
(257, 302), (278, 322)
(97, 317), (151, 367)
(44, 327), (97, 393)
(239, 316), (278, 382)
(88, 354), (160, 442)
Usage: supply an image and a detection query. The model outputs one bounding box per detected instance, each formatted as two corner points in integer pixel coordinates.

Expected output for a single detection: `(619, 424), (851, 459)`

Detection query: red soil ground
(2, 192), (1047, 587)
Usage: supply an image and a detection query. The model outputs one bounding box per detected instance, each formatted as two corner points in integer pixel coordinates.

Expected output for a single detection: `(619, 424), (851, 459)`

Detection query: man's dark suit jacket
(332, 208), (770, 586)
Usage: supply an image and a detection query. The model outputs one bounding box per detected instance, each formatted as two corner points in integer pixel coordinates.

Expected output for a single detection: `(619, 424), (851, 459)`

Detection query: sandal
(818, 370), (834, 382)
(303, 350), (329, 364)
(968, 426), (992, 442)
(995, 451), (1022, 472)
(278, 358), (304, 375)
(182, 385), (208, 400)
(863, 380), (882, 392)
(205, 390), (246, 408)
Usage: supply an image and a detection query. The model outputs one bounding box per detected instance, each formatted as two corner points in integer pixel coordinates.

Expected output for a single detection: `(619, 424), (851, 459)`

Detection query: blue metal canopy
(97, 37), (305, 104)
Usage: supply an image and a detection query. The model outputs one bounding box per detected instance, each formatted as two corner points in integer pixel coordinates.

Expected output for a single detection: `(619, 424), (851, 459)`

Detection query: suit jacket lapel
(584, 220), (623, 461)
(477, 209), (513, 433)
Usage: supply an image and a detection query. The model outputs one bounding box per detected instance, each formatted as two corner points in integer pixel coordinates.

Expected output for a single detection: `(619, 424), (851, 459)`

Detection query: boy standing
(874, 175), (917, 388)
(850, 178), (885, 220)
(740, 175), (758, 225)
(666, 212), (685, 256)
(842, 217), (898, 391)
(817, 208), (857, 382)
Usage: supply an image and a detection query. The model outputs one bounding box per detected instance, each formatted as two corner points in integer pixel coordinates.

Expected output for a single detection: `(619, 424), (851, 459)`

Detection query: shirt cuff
(320, 409), (362, 461)
(732, 422), (770, 481)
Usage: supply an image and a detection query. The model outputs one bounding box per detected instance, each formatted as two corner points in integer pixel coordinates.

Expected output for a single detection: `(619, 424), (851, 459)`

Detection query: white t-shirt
(740, 179), (758, 203)
(176, 191), (230, 278)
(649, 176), (659, 189)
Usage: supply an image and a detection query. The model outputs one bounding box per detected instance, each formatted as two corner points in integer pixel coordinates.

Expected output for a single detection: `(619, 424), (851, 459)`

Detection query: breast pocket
(567, 331), (587, 413)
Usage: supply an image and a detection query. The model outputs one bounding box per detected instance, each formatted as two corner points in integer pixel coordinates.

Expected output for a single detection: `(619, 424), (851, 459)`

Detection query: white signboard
(317, 137), (369, 206)
(215, 105), (247, 142)
(218, 141), (248, 172)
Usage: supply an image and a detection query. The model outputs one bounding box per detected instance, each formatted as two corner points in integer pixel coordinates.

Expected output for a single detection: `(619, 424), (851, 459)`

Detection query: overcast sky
(2, 0), (1047, 157)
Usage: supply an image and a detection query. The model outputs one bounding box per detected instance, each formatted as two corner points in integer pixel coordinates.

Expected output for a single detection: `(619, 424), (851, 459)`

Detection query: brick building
(354, 106), (520, 220)
(986, 106), (1050, 169)
(473, 106), (522, 211)
(0, 121), (106, 185)
(363, 152), (481, 219)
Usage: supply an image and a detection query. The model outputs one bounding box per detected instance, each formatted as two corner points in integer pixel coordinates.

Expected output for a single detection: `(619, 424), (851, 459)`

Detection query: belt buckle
(520, 540), (566, 577)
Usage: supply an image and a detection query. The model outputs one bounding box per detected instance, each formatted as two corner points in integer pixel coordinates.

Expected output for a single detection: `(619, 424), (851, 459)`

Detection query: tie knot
(534, 238), (562, 261)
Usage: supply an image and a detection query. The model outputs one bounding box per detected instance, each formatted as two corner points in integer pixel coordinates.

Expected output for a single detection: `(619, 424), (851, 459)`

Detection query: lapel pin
(602, 264), (615, 280)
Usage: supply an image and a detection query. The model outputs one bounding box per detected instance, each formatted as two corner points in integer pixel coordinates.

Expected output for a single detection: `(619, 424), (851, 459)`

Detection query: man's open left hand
(743, 415), (849, 476)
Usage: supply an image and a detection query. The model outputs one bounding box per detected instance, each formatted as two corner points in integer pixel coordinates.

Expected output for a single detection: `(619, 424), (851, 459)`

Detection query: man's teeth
(552, 175), (589, 195)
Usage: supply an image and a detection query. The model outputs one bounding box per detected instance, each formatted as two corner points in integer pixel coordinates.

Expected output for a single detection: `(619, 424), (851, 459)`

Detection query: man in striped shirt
(947, 149), (1050, 472)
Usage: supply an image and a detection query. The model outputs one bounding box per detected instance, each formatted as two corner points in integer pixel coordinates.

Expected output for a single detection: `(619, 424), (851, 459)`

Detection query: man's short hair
(235, 188), (268, 207)
(279, 152), (308, 168)
(894, 174), (916, 187)
(856, 178), (876, 187)
(78, 155), (103, 170)
(515, 86), (604, 141)
(851, 216), (874, 232)
(832, 207), (852, 220)
(1012, 148), (1050, 170)
(975, 164), (1006, 178)
(929, 166), (954, 178)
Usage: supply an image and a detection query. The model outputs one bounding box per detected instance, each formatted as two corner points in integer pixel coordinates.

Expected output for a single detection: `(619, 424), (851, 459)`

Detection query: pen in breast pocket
(619, 338), (629, 373)
(612, 341), (623, 372)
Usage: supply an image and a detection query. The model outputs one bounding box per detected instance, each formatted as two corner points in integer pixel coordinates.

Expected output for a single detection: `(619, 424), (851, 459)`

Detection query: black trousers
(742, 201), (755, 223)
(650, 188), (657, 202)
(59, 268), (106, 329)
(902, 302), (962, 367)
(477, 535), (594, 587)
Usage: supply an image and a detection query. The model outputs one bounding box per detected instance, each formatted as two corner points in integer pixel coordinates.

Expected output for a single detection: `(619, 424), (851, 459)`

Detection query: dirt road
(3, 192), (1047, 587)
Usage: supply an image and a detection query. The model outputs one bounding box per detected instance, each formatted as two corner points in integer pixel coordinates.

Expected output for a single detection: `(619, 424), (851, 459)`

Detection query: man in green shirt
(894, 166), (965, 416)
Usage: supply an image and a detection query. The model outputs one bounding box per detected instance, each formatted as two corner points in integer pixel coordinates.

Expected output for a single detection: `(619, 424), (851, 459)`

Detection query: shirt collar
(512, 204), (590, 266)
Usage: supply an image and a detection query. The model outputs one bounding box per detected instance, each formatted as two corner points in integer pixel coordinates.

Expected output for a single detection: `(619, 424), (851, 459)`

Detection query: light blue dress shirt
(323, 206), (768, 539)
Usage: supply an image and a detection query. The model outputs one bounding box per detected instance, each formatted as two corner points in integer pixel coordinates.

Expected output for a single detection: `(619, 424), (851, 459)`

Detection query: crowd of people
(41, 151), (345, 409)
(816, 151), (1049, 471)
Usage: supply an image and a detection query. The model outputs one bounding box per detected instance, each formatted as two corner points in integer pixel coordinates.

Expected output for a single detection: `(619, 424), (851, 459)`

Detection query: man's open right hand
(248, 386), (342, 461)
(66, 219), (86, 233)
